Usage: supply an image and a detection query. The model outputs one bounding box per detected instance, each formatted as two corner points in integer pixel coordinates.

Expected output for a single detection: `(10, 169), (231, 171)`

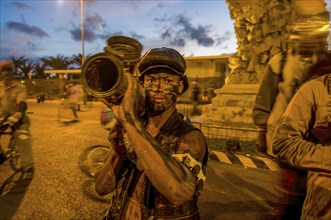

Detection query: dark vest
(146, 111), (207, 220)
(105, 111), (208, 220)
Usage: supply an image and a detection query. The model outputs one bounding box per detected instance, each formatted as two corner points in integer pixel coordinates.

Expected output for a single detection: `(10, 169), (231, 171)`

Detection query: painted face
(143, 72), (183, 115)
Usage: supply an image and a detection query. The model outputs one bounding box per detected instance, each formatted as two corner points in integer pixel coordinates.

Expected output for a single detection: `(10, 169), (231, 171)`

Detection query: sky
(0, 0), (238, 61)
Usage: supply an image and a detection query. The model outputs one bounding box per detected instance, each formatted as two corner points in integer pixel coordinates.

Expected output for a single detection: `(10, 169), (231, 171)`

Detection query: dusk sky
(0, 0), (237, 61)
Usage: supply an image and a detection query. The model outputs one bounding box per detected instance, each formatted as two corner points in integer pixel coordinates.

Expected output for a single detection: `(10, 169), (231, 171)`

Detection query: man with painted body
(95, 48), (208, 219)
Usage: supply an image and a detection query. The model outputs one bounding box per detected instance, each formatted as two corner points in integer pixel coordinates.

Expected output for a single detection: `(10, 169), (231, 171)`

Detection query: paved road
(0, 100), (288, 220)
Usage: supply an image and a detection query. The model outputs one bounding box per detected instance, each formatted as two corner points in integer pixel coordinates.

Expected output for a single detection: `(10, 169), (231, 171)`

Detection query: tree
(40, 55), (74, 70)
(72, 53), (83, 68)
(72, 53), (92, 68)
(33, 62), (46, 79)
(8, 56), (29, 79)
(20, 61), (34, 79)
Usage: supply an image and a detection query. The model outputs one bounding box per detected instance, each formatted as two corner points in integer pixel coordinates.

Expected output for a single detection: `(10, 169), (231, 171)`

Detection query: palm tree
(8, 56), (29, 79)
(40, 55), (74, 70)
(20, 61), (34, 79)
(33, 62), (46, 79)
(72, 53), (83, 68)
(72, 53), (91, 68)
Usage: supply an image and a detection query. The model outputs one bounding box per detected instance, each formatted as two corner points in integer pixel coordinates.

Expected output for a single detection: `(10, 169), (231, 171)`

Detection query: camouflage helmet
(138, 47), (189, 94)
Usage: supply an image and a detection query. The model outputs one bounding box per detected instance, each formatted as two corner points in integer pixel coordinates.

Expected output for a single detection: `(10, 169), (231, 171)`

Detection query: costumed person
(95, 47), (208, 220)
(252, 1), (330, 218)
(0, 60), (34, 178)
(273, 54), (331, 219)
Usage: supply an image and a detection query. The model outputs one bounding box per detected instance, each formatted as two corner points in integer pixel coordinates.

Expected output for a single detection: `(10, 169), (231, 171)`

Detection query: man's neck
(146, 105), (177, 136)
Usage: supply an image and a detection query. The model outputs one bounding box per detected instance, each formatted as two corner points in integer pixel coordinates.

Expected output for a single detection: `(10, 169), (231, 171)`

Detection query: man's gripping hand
(111, 72), (140, 125)
(108, 123), (127, 156)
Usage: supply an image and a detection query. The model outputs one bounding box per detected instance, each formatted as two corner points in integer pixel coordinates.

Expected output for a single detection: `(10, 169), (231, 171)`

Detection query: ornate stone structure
(202, 0), (330, 133)
(226, 0), (292, 84)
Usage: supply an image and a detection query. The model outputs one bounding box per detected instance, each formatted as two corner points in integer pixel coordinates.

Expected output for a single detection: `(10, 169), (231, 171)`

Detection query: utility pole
(80, 0), (85, 67)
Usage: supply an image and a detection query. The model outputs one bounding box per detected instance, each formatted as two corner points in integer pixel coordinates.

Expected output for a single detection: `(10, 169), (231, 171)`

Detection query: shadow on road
(0, 179), (33, 219)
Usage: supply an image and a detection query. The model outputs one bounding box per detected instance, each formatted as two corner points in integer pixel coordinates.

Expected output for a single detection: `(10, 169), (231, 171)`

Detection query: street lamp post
(80, 0), (85, 66)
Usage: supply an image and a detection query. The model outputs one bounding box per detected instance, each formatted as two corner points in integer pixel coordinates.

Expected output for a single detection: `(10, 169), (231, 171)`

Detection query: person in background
(201, 87), (209, 104)
(57, 83), (79, 123)
(37, 92), (45, 103)
(95, 47), (208, 219)
(252, 38), (328, 158)
(252, 1), (330, 218)
(273, 54), (331, 219)
(191, 81), (200, 116)
(0, 60), (34, 178)
(74, 83), (85, 111)
(66, 83), (79, 121)
(100, 104), (115, 130)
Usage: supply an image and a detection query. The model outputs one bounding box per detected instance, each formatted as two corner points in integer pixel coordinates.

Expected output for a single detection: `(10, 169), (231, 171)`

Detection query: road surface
(0, 100), (289, 220)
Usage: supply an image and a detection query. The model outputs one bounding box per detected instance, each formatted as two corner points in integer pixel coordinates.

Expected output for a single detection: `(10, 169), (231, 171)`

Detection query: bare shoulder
(177, 130), (207, 163)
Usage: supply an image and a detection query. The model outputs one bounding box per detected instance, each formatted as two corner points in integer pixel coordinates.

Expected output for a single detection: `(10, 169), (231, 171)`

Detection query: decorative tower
(202, 0), (330, 131)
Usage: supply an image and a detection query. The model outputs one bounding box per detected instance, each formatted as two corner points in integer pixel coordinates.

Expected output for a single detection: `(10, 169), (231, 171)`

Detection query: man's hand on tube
(111, 72), (139, 125)
(108, 123), (127, 156)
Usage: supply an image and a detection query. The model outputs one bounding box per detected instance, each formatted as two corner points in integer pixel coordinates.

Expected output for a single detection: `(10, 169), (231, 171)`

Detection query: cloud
(85, 13), (106, 32)
(130, 32), (145, 40)
(215, 31), (232, 46)
(69, 26), (97, 42)
(10, 2), (34, 9)
(98, 31), (123, 41)
(155, 13), (230, 48)
(0, 28), (46, 59)
(5, 21), (49, 38)
(123, 0), (168, 11)
(68, 13), (145, 44)
(69, 13), (108, 42)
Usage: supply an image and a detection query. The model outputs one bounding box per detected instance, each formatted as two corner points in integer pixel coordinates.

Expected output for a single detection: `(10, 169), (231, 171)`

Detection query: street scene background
(0, 100), (286, 220)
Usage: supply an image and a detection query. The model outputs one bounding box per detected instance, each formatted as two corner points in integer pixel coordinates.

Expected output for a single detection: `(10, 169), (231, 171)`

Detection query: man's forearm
(122, 118), (196, 204)
(94, 150), (124, 196)
(273, 118), (331, 172)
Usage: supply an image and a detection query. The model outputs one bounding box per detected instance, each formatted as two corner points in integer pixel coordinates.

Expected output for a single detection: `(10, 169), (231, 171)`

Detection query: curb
(209, 150), (282, 171)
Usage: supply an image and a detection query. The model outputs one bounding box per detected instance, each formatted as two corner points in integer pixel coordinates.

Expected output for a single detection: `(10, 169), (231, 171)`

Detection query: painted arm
(111, 73), (207, 205)
(121, 118), (206, 205)
(94, 124), (125, 196)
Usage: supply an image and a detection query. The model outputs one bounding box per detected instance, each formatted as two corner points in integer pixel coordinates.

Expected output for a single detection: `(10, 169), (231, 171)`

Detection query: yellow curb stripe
(213, 151), (232, 164)
(255, 156), (282, 171)
(236, 154), (258, 169)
